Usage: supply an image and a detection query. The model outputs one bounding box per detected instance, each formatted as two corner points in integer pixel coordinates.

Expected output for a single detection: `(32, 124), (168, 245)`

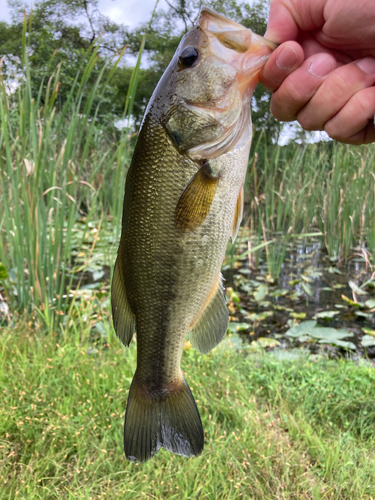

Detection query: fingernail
(276, 45), (298, 71)
(309, 54), (335, 78)
(357, 57), (375, 74)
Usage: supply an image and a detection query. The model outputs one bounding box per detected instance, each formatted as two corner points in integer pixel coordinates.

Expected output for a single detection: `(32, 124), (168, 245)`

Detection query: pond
(224, 236), (375, 359)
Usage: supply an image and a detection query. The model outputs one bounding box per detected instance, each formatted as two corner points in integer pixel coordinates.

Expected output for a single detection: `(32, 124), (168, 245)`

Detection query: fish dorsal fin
(111, 257), (136, 346)
(189, 274), (229, 354)
(175, 161), (219, 232)
(231, 184), (244, 242)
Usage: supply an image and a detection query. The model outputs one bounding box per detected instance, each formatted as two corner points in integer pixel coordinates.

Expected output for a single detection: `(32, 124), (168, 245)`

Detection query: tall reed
(0, 21), (139, 320)
(245, 138), (375, 274)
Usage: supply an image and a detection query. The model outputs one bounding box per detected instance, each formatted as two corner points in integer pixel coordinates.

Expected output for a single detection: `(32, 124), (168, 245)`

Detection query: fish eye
(178, 46), (200, 68)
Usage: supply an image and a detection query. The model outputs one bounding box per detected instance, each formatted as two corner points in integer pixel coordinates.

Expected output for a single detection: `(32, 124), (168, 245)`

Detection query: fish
(111, 7), (276, 463)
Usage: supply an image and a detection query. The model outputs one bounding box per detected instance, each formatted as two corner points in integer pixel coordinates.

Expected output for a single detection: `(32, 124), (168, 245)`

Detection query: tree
(123, 0), (281, 143)
(0, 0), (130, 123)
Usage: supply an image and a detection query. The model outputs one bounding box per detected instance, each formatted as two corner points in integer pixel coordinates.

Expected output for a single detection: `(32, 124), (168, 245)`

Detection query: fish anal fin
(111, 257), (136, 346)
(124, 375), (204, 462)
(189, 274), (229, 354)
(175, 161), (219, 232)
(231, 184), (244, 242)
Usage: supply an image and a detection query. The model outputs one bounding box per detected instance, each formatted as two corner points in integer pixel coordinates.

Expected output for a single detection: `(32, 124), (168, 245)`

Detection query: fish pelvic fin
(231, 184), (244, 243)
(175, 161), (219, 232)
(189, 274), (229, 354)
(124, 375), (204, 463)
(111, 257), (136, 346)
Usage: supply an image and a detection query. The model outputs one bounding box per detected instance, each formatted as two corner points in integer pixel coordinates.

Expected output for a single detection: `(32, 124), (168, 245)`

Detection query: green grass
(1, 310), (375, 499)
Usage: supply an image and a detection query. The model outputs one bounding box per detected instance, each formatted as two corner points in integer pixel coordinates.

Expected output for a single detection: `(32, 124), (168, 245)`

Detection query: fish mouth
(198, 6), (277, 97)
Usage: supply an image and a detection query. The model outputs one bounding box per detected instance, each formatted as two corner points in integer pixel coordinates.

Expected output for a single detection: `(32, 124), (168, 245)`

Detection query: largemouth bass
(112, 7), (276, 463)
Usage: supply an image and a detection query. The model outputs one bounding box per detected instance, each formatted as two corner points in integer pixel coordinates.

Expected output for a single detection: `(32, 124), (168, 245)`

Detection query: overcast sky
(0, 0), (170, 27)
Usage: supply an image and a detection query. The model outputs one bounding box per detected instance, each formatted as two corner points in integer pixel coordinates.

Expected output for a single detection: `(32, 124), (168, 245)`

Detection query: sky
(0, 0), (170, 28)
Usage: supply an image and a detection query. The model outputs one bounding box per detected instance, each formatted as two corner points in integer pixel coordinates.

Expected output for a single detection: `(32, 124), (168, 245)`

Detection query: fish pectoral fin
(231, 184), (244, 242)
(175, 161), (219, 232)
(111, 257), (136, 346)
(124, 375), (204, 463)
(189, 274), (229, 354)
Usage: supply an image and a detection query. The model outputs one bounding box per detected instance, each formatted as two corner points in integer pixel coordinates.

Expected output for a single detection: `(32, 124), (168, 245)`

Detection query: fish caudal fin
(189, 274), (229, 354)
(124, 376), (204, 462)
(111, 258), (136, 346)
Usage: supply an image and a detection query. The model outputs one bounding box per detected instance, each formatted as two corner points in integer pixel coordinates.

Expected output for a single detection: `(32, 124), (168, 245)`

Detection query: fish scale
(111, 7), (276, 462)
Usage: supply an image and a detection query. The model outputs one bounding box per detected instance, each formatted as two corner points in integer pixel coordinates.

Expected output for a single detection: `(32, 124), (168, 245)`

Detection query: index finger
(260, 42), (304, 92)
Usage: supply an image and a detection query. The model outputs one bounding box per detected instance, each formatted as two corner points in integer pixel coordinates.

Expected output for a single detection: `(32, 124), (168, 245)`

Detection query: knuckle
(326, 71), (348, 99)
(297, 113), (319, 131)
(271, 78), (305, 121)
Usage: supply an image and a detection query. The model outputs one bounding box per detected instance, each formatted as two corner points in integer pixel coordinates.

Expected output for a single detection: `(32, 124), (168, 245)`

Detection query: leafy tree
(0, 0), (129, 124)
(0, 0), (280, 142)
(123, 0), (281, 143)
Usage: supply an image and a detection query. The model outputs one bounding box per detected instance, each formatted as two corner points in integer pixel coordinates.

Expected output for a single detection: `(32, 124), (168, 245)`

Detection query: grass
(1, 308), (375, 499)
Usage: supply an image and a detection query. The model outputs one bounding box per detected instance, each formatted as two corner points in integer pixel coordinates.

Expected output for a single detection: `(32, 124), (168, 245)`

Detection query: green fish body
(112, 7), (275, 462)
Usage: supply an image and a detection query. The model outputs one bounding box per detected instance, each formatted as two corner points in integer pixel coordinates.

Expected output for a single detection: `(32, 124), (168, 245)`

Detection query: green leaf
(328, 266), (342, 275)
(355, 311), (372, 319)
(246, 311), (273, 322)
(254, 337), (281, 348)
(227, 322), (251, 333)
(318, 339), (356, 350)
(361, 335), (375, 348)
(314, 310), (339, 320)
(348, 280), (368, 295)
(288, 279), (300, 286)
(365, 299), (375, 309)
(0, 263), (8, 280)
(290, 312), (306, 320)
(286, 320), (317, 338)
(311, 327), (352, 341)
(301, 282), (313, 296)
(362, 327), (375, 337)
(341, 295), (363, 307)
(301, 274), (313, 283)
(254, 284), (268, 302)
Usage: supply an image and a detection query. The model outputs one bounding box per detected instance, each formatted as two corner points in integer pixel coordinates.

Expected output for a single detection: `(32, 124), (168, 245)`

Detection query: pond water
(223, 237), (375, 359)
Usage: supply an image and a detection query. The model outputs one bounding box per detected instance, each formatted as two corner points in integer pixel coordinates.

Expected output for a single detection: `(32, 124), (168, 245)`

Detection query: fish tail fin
(124, 375), (204, 462)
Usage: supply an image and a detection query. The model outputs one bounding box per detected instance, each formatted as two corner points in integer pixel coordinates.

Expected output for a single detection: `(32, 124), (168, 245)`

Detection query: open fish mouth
(199, 6), (277, 98)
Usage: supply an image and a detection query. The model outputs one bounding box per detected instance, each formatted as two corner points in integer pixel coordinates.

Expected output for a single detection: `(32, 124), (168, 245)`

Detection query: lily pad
(246, 311), (273, 322)
(254, 284), (268, 302)
(286, 321), (354, 349)
(269, 288), (288, 297)
(318, 339), (356, 350)
(311, 327), (353, 341)
(227, 322), (251, 333)
(286, 320), (317, 338)
(361, 335), (375, 348)
(93, 270), (105, 281)
(355, 311), (372, 319)
(314, 310), (339, 320)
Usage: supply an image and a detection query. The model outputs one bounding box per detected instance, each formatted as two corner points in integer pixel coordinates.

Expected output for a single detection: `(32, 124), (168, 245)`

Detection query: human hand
(260, 0), (375, 144)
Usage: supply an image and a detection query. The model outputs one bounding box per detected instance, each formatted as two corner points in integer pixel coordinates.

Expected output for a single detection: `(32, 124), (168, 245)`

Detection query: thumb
(265, 0), (326, 44)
